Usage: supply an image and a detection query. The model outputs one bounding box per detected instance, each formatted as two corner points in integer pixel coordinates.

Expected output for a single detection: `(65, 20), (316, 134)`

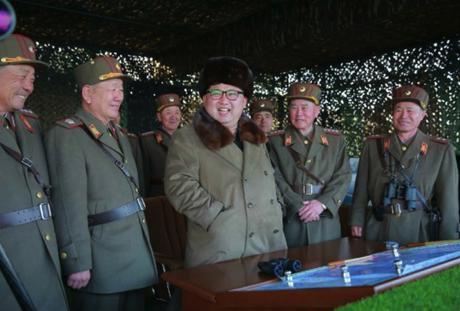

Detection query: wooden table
(162, 238), (460, 310)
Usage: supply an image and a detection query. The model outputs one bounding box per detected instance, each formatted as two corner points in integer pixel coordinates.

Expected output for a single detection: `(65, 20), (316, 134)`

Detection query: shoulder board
(127, 132), (137, 138)
(268, 129), (284, 137)
(366, 135), (384, 140)
(324, 128), (341, 136)
(430, 136), (448, 145)
(56, 117), (83, 129)
(18, 108), (39, 119)
(140, 131), (155, 137)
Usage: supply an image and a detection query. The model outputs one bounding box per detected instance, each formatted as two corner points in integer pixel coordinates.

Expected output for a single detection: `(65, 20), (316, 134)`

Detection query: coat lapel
(0, 126), (20, 152)
(400, 130), (428, 165)
(13, 112), (32, 157)
(389, 133), (402, 161)
(214, 143), (243, 172)
(286, 126), (306, 163)
(306, 126), (324, 165)
(76, 109), (123, 157)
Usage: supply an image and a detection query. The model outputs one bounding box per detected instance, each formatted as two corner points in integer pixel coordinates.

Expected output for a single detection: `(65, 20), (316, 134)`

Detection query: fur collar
(193, 107), (267, 150)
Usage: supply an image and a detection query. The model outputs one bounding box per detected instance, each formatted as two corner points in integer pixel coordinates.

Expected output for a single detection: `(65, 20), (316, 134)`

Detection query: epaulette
(127, 132), (137, 138)
(56, 117), (83, 129)
(268, 129), (284, 137)
(324, 128), (341, 136)
(140, 131), (155, 137)
(430, 136), (448, 145)
(18, 108), (39, 119)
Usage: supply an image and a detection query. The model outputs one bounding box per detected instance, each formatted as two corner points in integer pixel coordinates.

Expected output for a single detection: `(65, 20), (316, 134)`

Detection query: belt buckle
(304, 183), (314, 195)
(391, 203), (402, 217)
(137, 197), (146, 211)
(39, 202), (52, 220)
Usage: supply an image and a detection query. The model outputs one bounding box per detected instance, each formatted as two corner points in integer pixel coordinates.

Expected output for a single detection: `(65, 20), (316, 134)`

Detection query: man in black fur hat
(164, 56), (287, 268)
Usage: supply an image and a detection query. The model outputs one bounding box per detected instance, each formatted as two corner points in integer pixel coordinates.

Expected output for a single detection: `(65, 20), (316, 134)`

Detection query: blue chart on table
(237, 241), (460, 291)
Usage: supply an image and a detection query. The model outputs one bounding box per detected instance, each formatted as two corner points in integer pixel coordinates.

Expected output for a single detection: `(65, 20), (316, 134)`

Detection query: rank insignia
(284, 134), (292, 146)
(383, 137), (390, 152)
(88, 124), (102, 139)
(420, 142), (428, 155)
(155, 132), (163, 144)
(19, 114), (34, 133)
(320, 134), (329, 146)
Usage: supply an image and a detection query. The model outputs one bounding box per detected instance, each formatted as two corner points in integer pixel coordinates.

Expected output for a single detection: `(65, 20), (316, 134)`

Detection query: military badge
(19, 113), (34, 133)
(88, 124), (102, 139)
(320, 135), (329, 146)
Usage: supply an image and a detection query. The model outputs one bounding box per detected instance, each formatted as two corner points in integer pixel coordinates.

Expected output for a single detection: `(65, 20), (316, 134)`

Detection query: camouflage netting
(27, 38), (460, 156)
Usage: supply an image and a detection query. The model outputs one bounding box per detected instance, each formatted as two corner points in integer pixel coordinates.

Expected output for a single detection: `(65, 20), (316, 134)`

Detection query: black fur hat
(198, 56), (253, 99)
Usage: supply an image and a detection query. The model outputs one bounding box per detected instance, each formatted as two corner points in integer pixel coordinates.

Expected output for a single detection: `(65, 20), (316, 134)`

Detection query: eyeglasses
(207, 89), (243, 101)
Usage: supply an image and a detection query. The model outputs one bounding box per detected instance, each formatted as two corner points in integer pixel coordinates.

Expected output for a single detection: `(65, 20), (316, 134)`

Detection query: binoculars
(257, 258), (302, 279)
(383, 179), (418, 211)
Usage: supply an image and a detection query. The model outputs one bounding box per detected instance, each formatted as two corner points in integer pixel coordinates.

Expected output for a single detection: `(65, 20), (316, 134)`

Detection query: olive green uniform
(45, 108), (157, 295)
(0, 110), (67, 311)
(350, 131), (460, 244)
(269, 125), (351, 247)
(127, 132), (145, 196)
(140, 128), (172, 197)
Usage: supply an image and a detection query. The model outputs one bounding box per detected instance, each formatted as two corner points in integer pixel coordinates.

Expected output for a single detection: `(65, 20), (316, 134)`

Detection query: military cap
(287, 83), (321, 106)
(392, 85), (429, 110)
(0, 34), (48, 67)
(74, 56), (129, 88)
(156, 93), (181, 112)
(198, 56), (253, 98)
(250, 98), (275, 116)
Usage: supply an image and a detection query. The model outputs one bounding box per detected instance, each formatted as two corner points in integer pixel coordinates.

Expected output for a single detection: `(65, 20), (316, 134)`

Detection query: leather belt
(0, 202), (52, 229)
(87, 197), (146, 227)
(294, 183), (323, 196)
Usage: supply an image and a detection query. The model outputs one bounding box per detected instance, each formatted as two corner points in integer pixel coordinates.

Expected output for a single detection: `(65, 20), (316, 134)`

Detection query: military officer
(140, 90), (182, 197)
(0, 34), (68, 310)
(350, 85), (459, 245)
(269, 83), (351, 248)
(250, 98), (276, 134)
(165, 56), (287, 268)
(45, 56), (157, 310)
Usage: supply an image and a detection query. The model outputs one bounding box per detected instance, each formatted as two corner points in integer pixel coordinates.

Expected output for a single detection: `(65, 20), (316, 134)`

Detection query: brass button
(45, 234), (51, 241)
(264, 170), (268, 176)
(273, 229), (279, 234)
(270, 199), (274, 204)
(401, 146), (407, 152)
(142, 218), (146, 224)
(248, 203), (254, 208)
(401, 164), (406, 169)
(60, 252), (68, 259)
(304, 140), (309, 145)
(306, 159), (312, 164)
(124, 159), (128, 164)
(243, 178), (248, 182)
(36, 192), (44, 199)
(249, 232), (255, 238)
(337, 199), (342, 205)
(135, 188), (139, 193)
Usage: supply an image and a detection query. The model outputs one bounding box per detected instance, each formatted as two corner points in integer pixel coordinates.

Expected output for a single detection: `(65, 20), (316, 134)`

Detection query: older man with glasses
(164, 56), (287, 269)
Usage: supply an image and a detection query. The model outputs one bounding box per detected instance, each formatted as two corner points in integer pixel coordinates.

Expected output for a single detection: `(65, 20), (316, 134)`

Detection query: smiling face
(82, 78), (124, 125)
(202, 83), (247, 134)
(288, 98), (320, 135)
(392, 101), (426, 137)
(0, 64), (35, 114)
(157, 105), (181, 135)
